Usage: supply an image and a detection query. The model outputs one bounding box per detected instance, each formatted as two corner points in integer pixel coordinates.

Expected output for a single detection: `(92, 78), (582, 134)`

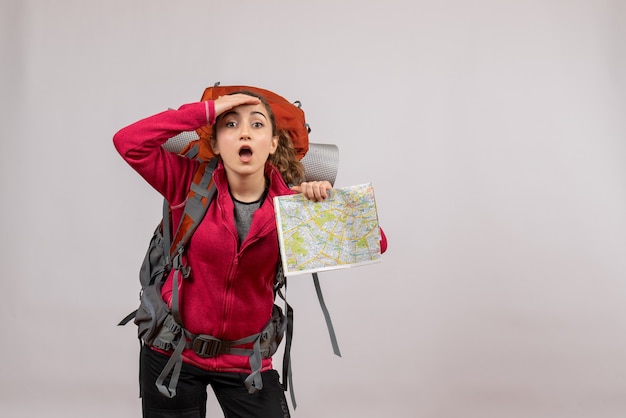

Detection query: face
(211, 102), (278, 179)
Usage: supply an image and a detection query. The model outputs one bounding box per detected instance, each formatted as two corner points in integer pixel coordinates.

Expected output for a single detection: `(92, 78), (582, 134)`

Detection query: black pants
(140, 346), (290, 418)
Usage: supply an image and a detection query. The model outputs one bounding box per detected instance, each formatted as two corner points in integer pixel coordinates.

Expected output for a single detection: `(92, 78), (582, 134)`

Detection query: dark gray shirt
(231, 188), (268, 247)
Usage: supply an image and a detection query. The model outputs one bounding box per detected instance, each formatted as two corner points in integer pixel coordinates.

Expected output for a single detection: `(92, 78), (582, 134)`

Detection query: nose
(239, 125), (251, 140)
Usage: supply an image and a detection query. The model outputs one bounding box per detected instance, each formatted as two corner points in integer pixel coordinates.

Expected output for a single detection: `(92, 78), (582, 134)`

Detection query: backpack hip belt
(148, 301), (286, 396)
(151, 317), (274, 359)
(188, 333), (271, 359)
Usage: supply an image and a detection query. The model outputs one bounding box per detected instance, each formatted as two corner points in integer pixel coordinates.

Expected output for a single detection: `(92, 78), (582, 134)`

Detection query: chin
(227, 163), (265, 177)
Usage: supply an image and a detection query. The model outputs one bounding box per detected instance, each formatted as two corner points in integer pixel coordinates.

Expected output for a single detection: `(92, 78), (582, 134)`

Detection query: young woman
(113, 91), (387, 417)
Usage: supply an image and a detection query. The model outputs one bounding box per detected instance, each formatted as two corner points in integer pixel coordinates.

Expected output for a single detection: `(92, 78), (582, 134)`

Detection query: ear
(268, 135), (279, 155)
(209, 136), (220, 155)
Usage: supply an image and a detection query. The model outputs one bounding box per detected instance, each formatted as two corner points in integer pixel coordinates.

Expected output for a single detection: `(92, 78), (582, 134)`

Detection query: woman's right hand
(213, 94), (261, 118)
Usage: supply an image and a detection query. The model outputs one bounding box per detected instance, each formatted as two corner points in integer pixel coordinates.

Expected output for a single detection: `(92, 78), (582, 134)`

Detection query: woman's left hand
(291, 181), (333, 201)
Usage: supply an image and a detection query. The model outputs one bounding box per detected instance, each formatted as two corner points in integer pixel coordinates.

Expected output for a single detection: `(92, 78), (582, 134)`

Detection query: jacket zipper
(218, 231), (267, 339)
(216, 190), (274, 339)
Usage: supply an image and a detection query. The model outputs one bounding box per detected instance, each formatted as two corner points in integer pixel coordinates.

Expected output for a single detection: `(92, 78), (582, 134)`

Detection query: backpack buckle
(172, 253), (191, 278)
(192, 335), (222, 358)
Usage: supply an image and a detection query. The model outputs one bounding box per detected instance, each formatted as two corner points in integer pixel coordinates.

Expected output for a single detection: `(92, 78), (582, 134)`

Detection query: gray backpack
(119, 132), (341, 408)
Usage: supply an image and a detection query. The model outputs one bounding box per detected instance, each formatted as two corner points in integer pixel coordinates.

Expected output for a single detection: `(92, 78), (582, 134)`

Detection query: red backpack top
(183, 84), (310, 161)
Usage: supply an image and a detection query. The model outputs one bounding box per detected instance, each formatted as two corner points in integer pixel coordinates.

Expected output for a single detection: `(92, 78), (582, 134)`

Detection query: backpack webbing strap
(245, 337), (264, 393)
(275, 273), (338, 409)
(284, 299), (296, 408)
(274, 264), (297, 408)
(170, 266), (186, 329)
(155, 333), (186, 398)
(161, 200), (172, 268)
(186, 331), (264, 357)
(118, 309), (136, 326)
(313, 273), (342, 357)
(183, 142), (200, 160)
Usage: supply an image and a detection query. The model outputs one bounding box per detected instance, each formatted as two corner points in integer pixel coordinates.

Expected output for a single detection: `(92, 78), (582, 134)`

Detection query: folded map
(274, 183), (381, 277)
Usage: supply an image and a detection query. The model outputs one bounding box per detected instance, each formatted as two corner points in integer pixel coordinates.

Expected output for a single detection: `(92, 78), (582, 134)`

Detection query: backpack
(119, 83), (340, 408)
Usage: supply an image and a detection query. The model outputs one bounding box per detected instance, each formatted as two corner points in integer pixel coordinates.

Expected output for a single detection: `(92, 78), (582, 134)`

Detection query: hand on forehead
(214, 94), (262, 117)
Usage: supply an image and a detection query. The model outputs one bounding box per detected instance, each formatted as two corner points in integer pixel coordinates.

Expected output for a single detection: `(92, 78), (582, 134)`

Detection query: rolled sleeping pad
(163, 132), (339, 186)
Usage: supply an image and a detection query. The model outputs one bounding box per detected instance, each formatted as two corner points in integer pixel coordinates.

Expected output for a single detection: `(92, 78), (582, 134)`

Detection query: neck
(226, 169), (267, 203)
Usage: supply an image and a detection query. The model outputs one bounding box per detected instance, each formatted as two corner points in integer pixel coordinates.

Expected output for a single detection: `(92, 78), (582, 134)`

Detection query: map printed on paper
(274, 183), (381, 277)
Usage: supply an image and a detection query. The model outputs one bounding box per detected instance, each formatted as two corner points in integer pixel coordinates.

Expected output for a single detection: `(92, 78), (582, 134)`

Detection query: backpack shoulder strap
(153, 157), (219, 398)
(146, 141), (205, 278)
(169, 157), (218, 257)
(168, 157), (218, 325)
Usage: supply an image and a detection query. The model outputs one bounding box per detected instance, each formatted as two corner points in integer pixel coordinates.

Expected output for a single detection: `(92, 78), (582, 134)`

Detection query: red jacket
(113, 101), (387, 373)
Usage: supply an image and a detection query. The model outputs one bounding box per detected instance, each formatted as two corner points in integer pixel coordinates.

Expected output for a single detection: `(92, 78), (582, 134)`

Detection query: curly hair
(269, 129), (305, 186)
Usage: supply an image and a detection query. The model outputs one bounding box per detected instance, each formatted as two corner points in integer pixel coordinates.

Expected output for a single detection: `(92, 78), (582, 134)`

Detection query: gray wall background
(2, 0), (625, 417)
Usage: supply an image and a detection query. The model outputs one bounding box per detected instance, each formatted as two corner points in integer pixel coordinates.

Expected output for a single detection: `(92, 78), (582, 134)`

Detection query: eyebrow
(251, 111), (268, 120)
(222, 109), (268, 120)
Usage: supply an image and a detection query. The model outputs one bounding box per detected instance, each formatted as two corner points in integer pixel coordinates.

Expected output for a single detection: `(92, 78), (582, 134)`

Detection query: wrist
(204, 100), (216, 125)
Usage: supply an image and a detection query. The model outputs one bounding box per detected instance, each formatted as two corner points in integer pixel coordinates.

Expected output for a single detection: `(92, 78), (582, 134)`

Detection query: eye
(251, 121), (264, 128)
(225, 120), (237, 128)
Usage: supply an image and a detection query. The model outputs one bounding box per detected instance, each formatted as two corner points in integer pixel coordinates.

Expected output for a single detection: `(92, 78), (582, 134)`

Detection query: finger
(319, 184), (329, 200)
(302, 182), (315, 201)
(304, 183), (315, 200)
(214, 95), (261, 116)
(230, 94), (261, 106)
(313, 182), (330, 201)
(314, 186), (323, 201)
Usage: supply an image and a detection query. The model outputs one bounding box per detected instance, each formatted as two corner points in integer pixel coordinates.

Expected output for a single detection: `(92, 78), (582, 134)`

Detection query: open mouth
(238, 146), (253, 162)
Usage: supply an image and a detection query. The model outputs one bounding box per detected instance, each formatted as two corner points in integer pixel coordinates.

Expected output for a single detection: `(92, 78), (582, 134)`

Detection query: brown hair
(269, 129), (305, 186)
(213, 90), (305, 186)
